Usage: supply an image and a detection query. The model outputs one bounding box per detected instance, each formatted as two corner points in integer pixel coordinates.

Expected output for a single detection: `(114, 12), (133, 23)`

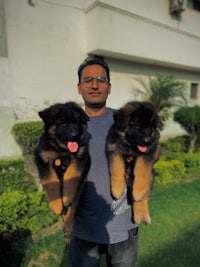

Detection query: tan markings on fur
(42, 171), (63, 215)
(133, 196), (151, 225)
(54, 158), (61, 166)
(127, 156), (134, 162)
(48, 125), (68, 149)
(62, 178), (87, 243)
(40, 150), (58, 164)
(110, 154), (125, 199)
(62, 161), (82, 206)
(119, 131), (126, 138)
(118, 131), (130, 146)
(48, 125), (56, 137)
(133, 156), (152, 201)
(77, 146), (85, 157)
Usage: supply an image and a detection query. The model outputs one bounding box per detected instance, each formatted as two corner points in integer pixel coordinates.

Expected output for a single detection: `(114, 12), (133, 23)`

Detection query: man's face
(77, 64), (111, 108)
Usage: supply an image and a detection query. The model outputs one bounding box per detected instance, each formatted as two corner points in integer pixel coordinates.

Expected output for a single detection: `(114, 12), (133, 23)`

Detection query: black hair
(78, 55), (110, 83)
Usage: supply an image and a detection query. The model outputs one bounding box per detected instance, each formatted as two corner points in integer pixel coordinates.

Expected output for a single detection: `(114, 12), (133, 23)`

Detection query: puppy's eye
(129, 122), (140, 128)
(58, 123), (67, 127)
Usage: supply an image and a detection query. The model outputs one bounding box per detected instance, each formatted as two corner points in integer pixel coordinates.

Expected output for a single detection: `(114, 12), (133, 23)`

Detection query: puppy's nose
(70, 130), (79, 138)
(144, 137), (151, 142)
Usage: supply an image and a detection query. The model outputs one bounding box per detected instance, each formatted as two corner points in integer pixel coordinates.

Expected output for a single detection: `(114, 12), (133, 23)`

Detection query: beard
(85, 100), (106, 109)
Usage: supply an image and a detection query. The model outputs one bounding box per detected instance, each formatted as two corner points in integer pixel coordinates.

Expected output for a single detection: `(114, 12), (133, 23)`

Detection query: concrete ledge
(0, 107), (21, 158)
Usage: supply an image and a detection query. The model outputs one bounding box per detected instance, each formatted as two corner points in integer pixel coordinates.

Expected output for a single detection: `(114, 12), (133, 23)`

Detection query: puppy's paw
(49, 199), (63, 215)
(62, 195), (74, 208)
(63, 229), (73, 244)
(134, 212), (151, 225)
(133, 201), (151, 225)
(63, 217), (74, 244)
(111, 187), (124, 199)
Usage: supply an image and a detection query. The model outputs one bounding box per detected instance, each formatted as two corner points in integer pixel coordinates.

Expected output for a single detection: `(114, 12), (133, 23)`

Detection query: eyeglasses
(82, 76), (108, 85)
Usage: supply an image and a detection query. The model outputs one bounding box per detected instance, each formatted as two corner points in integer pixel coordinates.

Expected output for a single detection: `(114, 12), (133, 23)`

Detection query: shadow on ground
(137, 223), (200, 267)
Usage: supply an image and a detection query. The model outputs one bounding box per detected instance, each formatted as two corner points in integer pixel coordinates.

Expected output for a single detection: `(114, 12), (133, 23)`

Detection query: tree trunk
(189, 135), (197, 154)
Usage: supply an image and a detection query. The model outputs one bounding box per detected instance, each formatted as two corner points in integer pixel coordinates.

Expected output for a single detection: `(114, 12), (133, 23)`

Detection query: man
(68, 56), (139, 267)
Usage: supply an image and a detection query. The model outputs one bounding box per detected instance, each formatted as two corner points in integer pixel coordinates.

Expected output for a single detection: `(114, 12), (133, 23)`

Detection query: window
(190, 83), (199, 99)
(188, 0), (200, 11)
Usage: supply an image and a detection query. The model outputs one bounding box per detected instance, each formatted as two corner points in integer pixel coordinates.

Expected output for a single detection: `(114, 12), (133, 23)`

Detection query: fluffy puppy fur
(34, 102), (90, 242)
(106, 101), (160, 225)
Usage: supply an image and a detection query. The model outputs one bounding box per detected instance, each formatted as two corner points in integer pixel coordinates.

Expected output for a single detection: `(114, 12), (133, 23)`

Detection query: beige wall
(0, 57), (12, 106)
(5, 0), (87, 120)
(85, 1), (200, 70)
(4, 0), (200, 121)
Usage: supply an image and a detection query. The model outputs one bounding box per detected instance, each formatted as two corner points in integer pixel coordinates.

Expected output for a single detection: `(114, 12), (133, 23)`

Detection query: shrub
(174, 105), (200, 153)
(154, 150), (200, 186)
(11, 121), (43, 159)
(177, 153), (200, 179)
(160, 134), (200, 154)
(0, 158), (36, 192)
(160, 135), (190, 153)
(154, 159), (185, 186)
(133, 74), (187, 125)
(0, 158), (57, 238)
(11, 121), (43, 185)
(160, 152), (200, 179)
(0, 159), (24, 191)
(0, 123), (59, 241)
(0, 190), (57, 234)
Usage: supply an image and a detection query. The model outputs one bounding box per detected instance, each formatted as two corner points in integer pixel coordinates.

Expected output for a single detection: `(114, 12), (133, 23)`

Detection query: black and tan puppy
(34, 102), (90, 242)
(106, 101), (160, 225)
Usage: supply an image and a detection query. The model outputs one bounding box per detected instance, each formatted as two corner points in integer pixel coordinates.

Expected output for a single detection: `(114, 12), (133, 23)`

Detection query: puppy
(106, 101), (160, 225)
(34, 102), (90, 242)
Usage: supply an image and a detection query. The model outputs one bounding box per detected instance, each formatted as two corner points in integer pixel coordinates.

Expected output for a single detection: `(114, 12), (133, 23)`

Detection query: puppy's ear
(79, 109), (90, 123)
(68, 102), (90, 123)
(113, 107), (130, 129)
(38, 105), (60, 125)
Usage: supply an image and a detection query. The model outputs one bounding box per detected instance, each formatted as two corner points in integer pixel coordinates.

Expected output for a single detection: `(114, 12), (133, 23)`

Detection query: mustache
(88, 90), (101, 93)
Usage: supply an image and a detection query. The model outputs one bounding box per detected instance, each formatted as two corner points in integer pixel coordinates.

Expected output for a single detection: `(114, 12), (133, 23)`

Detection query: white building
(0, 0), (200, 157)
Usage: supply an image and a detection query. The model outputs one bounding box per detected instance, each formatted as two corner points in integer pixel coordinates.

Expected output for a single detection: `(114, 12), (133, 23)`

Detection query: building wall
(4, 0), (200, 121)
(0, 57), (12, 106)
(0, 0), (7, 57)
(85, 1), (200, 71)
(5, 0), (87, 120)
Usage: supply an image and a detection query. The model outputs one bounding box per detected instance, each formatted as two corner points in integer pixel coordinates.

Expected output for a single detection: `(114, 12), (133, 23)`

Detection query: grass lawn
(2, 179), (200, 267)
(137, 179), (200, 267)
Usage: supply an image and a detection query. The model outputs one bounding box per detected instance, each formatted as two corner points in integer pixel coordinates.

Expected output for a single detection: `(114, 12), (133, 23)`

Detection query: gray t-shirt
(74, 108), (136, 244)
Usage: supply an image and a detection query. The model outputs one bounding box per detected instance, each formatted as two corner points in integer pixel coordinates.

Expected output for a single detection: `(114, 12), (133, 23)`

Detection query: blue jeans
(68, 227), (139, 267)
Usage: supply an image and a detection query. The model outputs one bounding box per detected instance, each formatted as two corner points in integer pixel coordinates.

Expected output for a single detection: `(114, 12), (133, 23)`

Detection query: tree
(174, 106), (200, 153)
(133, 74), (188, 126)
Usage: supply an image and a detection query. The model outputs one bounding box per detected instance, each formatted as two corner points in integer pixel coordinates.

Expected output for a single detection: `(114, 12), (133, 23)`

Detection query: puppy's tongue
(138, 145), (147, 153)
(67, 142), (79, 153)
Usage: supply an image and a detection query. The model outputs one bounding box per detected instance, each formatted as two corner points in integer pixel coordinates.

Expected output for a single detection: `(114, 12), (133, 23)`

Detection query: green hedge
(0, 156), (58, 239)
(154, 152), (200, 186)
(0, 157), (58, 236)
(0, 190), (57, 234)
(154, 159), (185, 186)
(11, 121), (43, 159)
(160, 135), (200, 153)
(178, 153), (200, 178)
(155, 135), (200, 186)
(0, 158), (33, 192)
